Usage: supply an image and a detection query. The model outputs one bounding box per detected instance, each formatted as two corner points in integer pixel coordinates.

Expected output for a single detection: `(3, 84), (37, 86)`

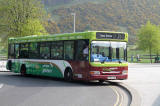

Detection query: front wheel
(99, 80), (105, 84)
(64, 69), (73, 82)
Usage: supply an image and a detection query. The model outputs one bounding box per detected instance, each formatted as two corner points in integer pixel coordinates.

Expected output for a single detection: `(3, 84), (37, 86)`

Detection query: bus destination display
(96, 32), (125, 40)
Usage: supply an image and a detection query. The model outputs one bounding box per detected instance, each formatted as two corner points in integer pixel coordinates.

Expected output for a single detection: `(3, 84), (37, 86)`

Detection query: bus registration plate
(108, 76), (116, 80)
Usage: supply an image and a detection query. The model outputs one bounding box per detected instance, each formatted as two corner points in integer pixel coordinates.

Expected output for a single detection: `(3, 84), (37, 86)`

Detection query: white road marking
(0, 84), (4, 88)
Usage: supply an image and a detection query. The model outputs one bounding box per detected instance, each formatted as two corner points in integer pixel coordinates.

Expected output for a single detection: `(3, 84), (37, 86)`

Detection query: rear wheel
(64, 68), (73, 82)
(20, 65), (26, 76)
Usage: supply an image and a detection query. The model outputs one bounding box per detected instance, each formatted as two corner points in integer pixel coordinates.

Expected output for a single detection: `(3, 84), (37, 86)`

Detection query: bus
(6, 31), (128, 83)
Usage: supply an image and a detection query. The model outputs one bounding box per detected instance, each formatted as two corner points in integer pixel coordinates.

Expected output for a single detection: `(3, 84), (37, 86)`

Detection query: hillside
(42, 0), (160, 44)
(42, 0), (107, 7)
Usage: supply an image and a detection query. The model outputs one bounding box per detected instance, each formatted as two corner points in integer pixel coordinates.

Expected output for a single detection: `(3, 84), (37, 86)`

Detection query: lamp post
(71, 13), (76, 33)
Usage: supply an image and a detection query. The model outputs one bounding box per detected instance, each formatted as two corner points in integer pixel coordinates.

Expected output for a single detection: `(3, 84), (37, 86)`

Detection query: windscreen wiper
(101, 57), (108, 64)
(119, 60), (122, 64)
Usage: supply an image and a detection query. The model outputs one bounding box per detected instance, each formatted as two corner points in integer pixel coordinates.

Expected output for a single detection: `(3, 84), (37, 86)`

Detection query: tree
(43, 20), (61, 34)
(21, 19), (47, 36)
(136, 21), (160, 63)
(0, 0), (47, 42)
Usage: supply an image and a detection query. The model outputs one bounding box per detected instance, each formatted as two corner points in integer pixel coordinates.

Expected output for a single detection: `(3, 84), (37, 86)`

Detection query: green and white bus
(6, 31), (128, 82)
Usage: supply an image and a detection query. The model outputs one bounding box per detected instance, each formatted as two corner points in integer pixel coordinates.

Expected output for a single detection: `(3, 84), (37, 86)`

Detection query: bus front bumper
(88, 74), (128, 80)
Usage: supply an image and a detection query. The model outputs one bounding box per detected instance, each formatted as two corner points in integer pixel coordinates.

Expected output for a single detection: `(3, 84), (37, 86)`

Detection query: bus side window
(64, 41), (74, 60)
(8, 44), (15, 59)
(29, 42), (39, 59)
(40, 42), (50, 59)
(15, 44), (19, 59)
(19, 43), (29, 58)
(51, 41), (63, 60)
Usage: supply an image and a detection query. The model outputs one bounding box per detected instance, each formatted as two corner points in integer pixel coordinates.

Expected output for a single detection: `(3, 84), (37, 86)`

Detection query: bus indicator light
(90, 71), (100, 75)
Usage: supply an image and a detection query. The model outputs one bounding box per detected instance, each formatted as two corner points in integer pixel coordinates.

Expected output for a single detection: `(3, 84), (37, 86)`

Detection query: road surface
(0, 72), (131, 106)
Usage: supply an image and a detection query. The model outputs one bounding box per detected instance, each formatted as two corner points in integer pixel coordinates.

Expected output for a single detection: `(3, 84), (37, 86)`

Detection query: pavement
(122, 63), (160, 106)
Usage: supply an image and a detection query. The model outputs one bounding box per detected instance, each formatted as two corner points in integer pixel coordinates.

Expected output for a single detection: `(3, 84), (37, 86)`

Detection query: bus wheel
(64, 68), (73, 82)
(20, 65), (26, 76)
(99, 80), (105, 84)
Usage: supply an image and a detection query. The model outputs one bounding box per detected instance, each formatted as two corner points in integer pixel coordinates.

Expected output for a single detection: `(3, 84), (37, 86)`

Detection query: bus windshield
(91, 41), (127, 63)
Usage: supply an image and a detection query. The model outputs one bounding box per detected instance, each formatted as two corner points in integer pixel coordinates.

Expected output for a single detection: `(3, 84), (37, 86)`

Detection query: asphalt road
(0, 72), (131, 106)
(1, 61), (160, 106)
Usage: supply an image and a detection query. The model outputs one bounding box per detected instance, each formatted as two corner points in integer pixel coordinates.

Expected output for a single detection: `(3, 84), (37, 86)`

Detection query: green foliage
(0, 0), (47, 42)
(43, 20), (61, 34)
(21, 19), (47, 36)
(136, 21), (160, 63)
(137, 21), (160, 51)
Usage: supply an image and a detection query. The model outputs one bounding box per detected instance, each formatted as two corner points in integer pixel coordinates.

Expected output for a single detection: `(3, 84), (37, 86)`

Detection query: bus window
(64, 41), (74, 60)
(76, 40), (89, 61)
(15, 44), (19, 59)
(111, 42), (126, 61)
(91, 41), (126, 62)
(19, 43), (29, 58)
(8, 44), (15, 59)
(51, 41), (63, 60)
(29, 42), (39, 59)
(40, 42), (50, 59)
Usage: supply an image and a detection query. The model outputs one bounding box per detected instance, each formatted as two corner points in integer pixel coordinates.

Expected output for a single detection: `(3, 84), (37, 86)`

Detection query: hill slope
(43, 0), (160, 44)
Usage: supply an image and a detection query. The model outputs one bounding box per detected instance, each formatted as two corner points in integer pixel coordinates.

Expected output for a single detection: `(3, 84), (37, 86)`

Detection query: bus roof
(8, 31), (128, 43)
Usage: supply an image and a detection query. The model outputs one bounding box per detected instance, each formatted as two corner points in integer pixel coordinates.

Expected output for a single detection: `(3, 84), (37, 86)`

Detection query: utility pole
(71, 13), (76, 33)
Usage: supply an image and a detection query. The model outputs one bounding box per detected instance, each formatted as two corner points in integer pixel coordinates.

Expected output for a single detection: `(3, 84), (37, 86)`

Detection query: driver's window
(76, 40), (89, 61)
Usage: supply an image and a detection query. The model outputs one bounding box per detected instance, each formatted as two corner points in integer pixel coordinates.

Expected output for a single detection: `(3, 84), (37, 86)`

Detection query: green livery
(8, 31), (128, 44)
(10, 60), (63, 78)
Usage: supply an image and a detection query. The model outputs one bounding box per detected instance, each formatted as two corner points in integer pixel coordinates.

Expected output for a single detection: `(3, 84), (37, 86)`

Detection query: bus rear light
(90, 71), (100, 75)
(122, 70), (128, 75)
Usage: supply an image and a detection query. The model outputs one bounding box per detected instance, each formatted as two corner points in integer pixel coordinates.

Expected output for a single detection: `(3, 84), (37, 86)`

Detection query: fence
(0, 55), (7, 60)
(128, 54), (160, 63)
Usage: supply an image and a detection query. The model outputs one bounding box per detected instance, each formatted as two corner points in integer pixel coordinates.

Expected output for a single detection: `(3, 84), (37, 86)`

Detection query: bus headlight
(122, 70), (128, 75)
(90, 71), (100, 75)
